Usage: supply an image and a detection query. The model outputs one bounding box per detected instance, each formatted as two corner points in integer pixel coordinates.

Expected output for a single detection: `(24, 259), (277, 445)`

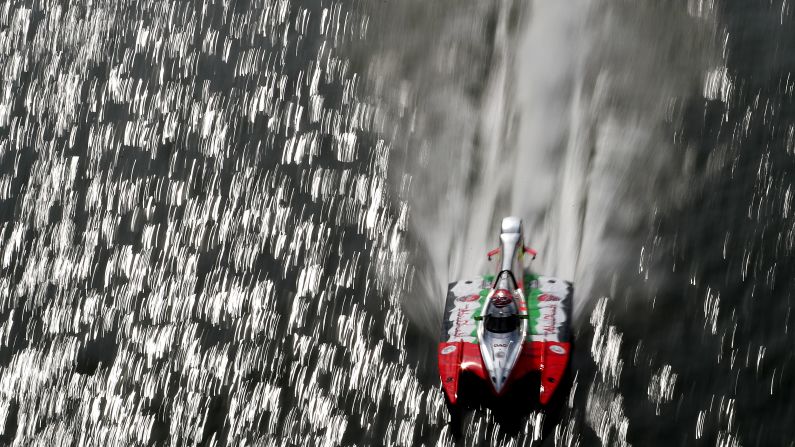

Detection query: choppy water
(0, 0), (792, 445)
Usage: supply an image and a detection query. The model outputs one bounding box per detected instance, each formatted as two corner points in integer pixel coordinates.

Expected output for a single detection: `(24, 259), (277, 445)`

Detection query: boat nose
(491, 370), (509, 394)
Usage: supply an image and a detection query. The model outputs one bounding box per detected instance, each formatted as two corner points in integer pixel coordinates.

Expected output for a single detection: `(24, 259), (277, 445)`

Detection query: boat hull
(438, 273), (573, 406)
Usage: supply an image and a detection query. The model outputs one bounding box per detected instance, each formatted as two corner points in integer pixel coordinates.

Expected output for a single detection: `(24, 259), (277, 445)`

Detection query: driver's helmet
(491, 289), (513, 308)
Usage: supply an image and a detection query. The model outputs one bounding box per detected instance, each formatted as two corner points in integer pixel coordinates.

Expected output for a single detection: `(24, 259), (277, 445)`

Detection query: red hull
(438, 340), (570, 405)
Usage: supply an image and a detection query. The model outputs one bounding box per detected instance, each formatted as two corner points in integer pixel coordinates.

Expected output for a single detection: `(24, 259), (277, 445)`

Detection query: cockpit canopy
(484, 314), (519, 334)
(484, 285), (520, 334)
(490, 289), (513, 308)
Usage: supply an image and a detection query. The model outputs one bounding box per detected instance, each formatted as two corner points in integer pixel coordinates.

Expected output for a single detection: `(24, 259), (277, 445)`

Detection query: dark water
(0, 0), (792, 445)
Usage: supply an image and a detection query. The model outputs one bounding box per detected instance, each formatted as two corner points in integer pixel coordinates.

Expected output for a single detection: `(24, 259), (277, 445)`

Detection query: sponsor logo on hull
(549, 345), (566, 354)
(441, 345), (457, 355)
(448, 324), (477, 341)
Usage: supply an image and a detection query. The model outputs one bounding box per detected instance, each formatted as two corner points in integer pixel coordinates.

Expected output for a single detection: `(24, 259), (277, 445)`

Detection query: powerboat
(438, 217), (573, 410)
